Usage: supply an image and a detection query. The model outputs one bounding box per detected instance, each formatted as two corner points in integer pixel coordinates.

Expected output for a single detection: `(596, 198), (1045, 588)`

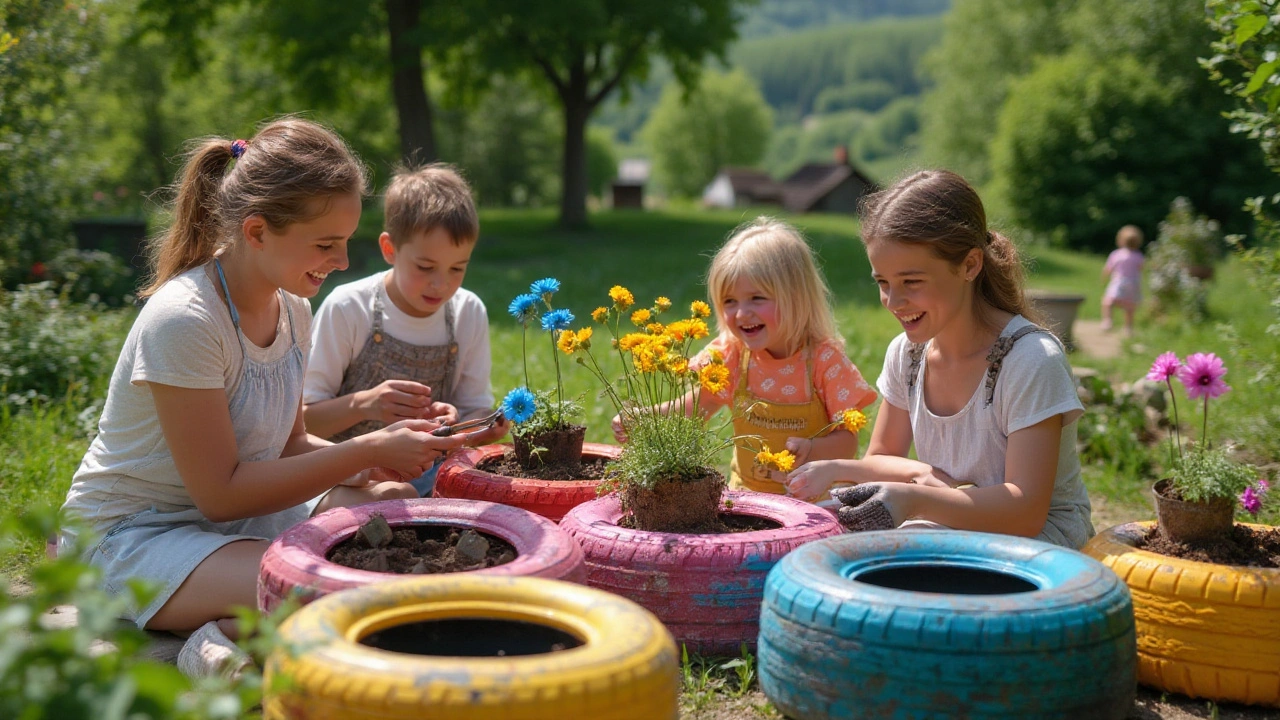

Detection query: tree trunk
(385, 0), (436, 164)
(559, 62), (591, 230)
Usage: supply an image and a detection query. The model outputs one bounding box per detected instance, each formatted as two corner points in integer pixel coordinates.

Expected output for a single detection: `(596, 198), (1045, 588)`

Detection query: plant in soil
(1142, 351), (1273, 555)
(327, 513), (517, 574)
(567, 288), (738, 531)
(503, 277), (587, 472)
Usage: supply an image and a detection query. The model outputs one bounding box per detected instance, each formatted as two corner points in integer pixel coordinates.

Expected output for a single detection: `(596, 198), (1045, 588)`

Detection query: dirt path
(1074, 318), (1125, 360)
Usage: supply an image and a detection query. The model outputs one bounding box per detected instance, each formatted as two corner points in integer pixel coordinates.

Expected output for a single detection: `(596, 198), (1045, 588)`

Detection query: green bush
(0, 283), (131, 409)
(45, 249), (137, 307)
(1147, 198), (1219, 321)
(1075, 376), (1155, 480)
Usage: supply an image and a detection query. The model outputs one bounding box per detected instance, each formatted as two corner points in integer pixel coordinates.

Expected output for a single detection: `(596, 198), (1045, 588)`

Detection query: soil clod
(330, 518), (518, 574)
(357, 513), (394, 548)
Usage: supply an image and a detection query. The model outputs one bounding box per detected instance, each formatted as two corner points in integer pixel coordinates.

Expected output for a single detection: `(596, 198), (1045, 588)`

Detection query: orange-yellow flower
(645, 322), (665, 335)
(666, 356), (690, 376)
(609, 285), (634, 310)
(619, 333), (650, 351)
(592, 306), (610, 323)
(699, 363), (730, 394)
(690, 300), (711, 318)
(654, 296), (672, 312)
(575, 326), (593, 348)
(756, 446), (796, 473)
(665, 320), (688, 341)
(557, 329), (577, 354)
(631, 308), (652, 326)
(687, 319), (709, 339)
(708, 347), (725, 364)
(840, 409), (868, 434)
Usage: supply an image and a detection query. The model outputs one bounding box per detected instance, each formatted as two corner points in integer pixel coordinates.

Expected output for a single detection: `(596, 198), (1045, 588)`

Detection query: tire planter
(263, 575), (679, 720)
(258, 498), (585, 613)
(759, 531), (1136, 720)
(434, 442), (621, 522)
(559, 490), (843, 656)
(1084, 521), (1280, 707)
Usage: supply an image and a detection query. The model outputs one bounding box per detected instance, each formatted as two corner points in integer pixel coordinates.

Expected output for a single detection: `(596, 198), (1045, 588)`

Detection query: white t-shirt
(876, 315), (1093, 548)
(303, 271), (493, 420)
(63, 264), (313, 524)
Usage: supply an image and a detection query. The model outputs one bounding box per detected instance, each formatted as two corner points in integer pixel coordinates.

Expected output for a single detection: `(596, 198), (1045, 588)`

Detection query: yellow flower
(610, 285), (635, 310)
(557, 330), (578, 354)
(592, 306), (610, 323)
(646, 322), (665, 335)
(575, 326), (593, 349)
(687, 319), (710, 339)
(619, 333), (650, 351)
(699, 363), (730, 394)
(708, 348), (725, 364)
(665, 320), (689, 341)
(690, 300), (711, 318)
(654, 296), (672, 312)
(633, 347), (659, 373)
(666, 356), (690, 376)
(840, 409), (868, 434)
(631, 308), (652, 326)
(755, 446), (796, 473)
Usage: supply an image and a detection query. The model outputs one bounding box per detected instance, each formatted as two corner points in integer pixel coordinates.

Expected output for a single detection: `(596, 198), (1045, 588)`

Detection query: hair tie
(230, 139), (248, 159)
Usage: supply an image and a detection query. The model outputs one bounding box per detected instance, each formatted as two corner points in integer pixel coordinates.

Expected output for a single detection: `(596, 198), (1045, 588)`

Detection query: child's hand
(357, 380), (434, 425)
(784, 436), (813, 466)
(366, 418), (465, 477)
(425, 402), (459, 427)
(784, 460), (846, 502)
(611, 413), (628, 443)
(832, 483), (908, 531)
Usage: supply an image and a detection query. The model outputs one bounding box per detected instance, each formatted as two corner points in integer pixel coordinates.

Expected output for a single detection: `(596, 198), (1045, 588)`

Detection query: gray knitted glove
(833, 483), (896, 532)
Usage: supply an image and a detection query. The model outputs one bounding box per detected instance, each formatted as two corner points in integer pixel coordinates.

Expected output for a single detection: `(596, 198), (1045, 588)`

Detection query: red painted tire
(258, 498), (586, 614)
(559, 491), (844, 656)
(434, 443), (622, 522)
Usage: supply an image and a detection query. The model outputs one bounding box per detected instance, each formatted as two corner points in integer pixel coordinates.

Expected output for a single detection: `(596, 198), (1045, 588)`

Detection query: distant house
(779, 147), (877, 214)
(702, 167), (783, 208)
(612, 158), (651, 210)
(700, 147), (876, 214)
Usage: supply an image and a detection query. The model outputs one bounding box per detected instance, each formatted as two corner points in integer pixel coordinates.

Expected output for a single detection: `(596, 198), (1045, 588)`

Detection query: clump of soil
(328, 513), (517, 574)
(512, 425), (586, 467)
(619, 511), (781, 535)
(478, 451), (612, 481)
(621, 470), (728, 532)
(1139, 524), (1280, 568)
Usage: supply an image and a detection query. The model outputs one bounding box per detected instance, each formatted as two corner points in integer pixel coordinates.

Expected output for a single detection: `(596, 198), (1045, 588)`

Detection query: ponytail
(859, 169), (1040, 330)
(140, 139), (235, 299)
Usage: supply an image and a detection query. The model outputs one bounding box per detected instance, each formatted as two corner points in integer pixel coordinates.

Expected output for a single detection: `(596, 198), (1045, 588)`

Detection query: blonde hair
(706, 217), (843, 356)
(1116, 224), (1144, 250)
(142, 118), (367, 298)
(384, 164), (478, 247)
(858, 169), (1040, 327)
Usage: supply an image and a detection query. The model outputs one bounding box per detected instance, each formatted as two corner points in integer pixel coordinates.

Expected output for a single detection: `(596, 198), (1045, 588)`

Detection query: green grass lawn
(5, 207), (1278, 575)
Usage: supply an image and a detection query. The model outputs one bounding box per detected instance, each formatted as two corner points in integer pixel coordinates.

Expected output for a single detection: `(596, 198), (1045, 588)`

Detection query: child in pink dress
(1101, 225), (1145, 335)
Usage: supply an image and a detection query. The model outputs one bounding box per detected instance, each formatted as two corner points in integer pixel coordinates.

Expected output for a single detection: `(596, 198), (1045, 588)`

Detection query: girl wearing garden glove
(58, 120), (491, 658)
(787, 170), (1094, 548)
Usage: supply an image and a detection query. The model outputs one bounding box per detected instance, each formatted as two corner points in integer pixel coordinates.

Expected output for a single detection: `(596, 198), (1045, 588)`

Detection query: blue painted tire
(758, 531), (1136, 719)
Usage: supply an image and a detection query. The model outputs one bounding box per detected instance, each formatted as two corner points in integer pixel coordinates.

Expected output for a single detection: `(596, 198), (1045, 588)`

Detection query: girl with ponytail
(59, 119), (496, 673)
(786, 170), (1094, 548)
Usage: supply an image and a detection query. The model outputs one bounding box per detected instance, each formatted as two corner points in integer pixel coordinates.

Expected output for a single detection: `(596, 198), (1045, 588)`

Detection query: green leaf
(1234, 14), (1268, 45)
(1243, 58), (1280, 96)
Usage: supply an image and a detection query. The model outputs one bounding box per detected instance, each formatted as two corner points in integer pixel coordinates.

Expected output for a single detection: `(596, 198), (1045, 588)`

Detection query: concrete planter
(1026, 290), (1085, 350)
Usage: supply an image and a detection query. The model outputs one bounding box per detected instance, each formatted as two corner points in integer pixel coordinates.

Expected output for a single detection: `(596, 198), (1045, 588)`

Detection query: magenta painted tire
(559, 491), (844, 656)
(434, 442), (622, 522)
(258, 498), (586, 614)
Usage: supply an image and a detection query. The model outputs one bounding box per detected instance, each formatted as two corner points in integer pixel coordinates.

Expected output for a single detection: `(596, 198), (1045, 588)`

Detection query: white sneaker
(176, 620), (252, 680)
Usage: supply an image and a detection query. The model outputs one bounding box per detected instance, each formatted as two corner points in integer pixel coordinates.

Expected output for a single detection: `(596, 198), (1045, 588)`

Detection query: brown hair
(706, 217), (843, 356)
(141, 118), (368, 298)
(1116, 224), (1144, 250)
(383, 164), (478, 247)
(858, 169), (1040, 327)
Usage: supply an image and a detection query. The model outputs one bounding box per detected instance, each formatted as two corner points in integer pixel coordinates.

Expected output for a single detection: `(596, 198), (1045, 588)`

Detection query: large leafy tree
(462, 0), (751, 228)
(642, 69), (773, 197)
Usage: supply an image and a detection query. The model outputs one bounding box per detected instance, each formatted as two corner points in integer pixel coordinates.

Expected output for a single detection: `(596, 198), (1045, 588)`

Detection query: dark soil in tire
(1140, 524), (1280, 568)
(621, 469), (726, 532)
(619, 511), (780, 534)
(328, 519), (517, 574)
(513, 424), (585, 468)
(477, 451), (611, 481)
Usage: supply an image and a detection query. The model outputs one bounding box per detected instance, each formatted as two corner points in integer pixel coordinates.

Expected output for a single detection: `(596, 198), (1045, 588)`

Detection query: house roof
(780, 162), (876, 213)
(720, 167), (783, 202)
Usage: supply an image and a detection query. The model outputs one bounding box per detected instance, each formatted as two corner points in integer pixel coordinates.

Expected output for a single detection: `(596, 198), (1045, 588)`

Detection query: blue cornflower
(508, 293), (540, 323)
(501, 387), (538, 424)
(530, 277), (560, 299)
(541, 308), (574, 332)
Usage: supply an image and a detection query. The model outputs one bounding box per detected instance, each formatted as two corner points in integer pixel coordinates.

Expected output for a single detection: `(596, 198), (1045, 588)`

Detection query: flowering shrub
(566, 287), (727, 488)
(1146, 351), (1262, 507)
(503, 278), (582, 435)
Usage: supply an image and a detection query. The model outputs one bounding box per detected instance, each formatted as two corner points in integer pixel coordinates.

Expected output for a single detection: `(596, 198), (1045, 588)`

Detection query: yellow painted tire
(263, 575), (678, 720)
(1084, 521), (1280, 707)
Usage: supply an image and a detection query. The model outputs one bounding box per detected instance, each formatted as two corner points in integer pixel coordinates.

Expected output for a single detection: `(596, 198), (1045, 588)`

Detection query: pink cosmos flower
(1240, 484), (1262, 516)
(1177, 352), (1231, 401)
(1146, 352), (1181, 382)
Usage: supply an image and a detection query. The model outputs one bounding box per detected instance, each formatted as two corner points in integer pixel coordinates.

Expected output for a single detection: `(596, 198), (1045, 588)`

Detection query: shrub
(0, 282), (131, 410)
(45, 249), (137, 307)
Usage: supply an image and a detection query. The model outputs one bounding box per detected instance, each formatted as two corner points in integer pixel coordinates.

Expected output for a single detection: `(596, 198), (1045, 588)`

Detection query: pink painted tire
(434, 443), (621, 522)
(258, 498), (586, 614)
(559, 491), (844, 655)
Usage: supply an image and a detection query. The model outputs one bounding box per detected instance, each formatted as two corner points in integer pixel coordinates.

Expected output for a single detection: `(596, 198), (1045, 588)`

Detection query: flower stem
(1203, 395), (1209, 451)
(522, 326), (530, 390)
(1166, 379), (1183, 463)
(550, 330), (563, 426)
